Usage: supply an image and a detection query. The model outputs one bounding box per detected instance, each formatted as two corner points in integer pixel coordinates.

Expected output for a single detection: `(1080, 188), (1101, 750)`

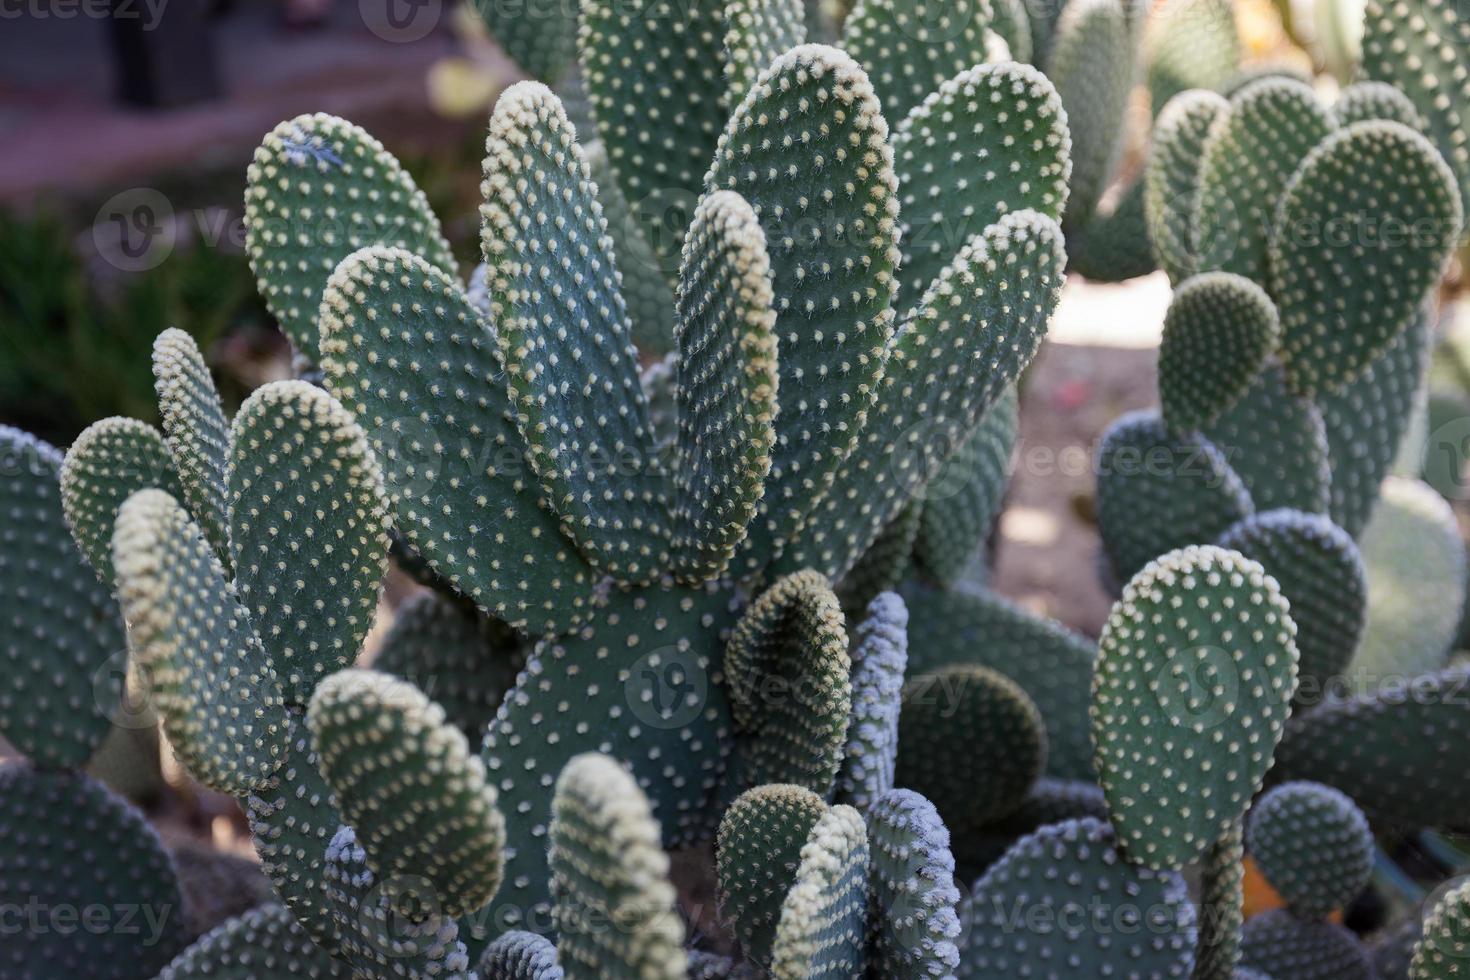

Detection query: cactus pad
(472, 0), (577, 82)
(307, 669), (507, 919)
(159, 903), (350, 979)
(840, 0), (996, 123)
(152, 328), (232, 564)
(1411, 878), (1470, 980)
(1202, 364), (1332, 515)
(228, 380), (389, 704)
(835, 500), (920, 616)
(245, 113), (455, 357)
(1194, 821), (1246, 980)
(478, 930), (564, 979)
(1145, 89), (1231, 284)
(1247, 781), (1372, 919)
(549, 753), (686, 979)
(1333, 81), (1422, 128)
(1046, 0), (1132, 230)
(1270, 121), (1462, 395)
(866, 788), (962, 977)
(725, 569), (852, 795)
(113, 489), (289, 796)
(1158, 272), (1280, 431)
(833, 592), (908, 810)
(1240, 909), (1374, 980)
(1091, 545), (1298, 869)
(318, 245), (597, 635)
(722, 0), (807, 107)
(670, 189), (779, 583)
(769, 803), (870, 979)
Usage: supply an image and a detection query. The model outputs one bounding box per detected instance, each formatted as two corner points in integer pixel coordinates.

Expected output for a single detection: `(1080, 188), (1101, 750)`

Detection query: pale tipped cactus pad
(1158, 272), (1279, 432)
(0, 764), (185, 979)
(840, 0), (996, 123)
(1412, 878), (1470, 980)
(157, 903), (351, 980)
(480, 82), (671, 584)
(958, 818), (1197, 978)
(227, 380), (389, 704)
(833, 592), (908, 810)
(1240, 908), (1375, 980)
(1203, 364), (1332, 515)
(1091, 545), (1298, 870)
(245, 113), (455, 358)
(152, 327), (232, 563)
(113, 489), (290, 796)
(318, 245), (597, 635)
(725, 569), (852, 795)
(307, 669), (507, 919)
(865, 788), (962, 977)
(897, 664), (1046, 835)
(1146, 89), (1231, 284)
(717, 783), (829, 968)
(1247, 781), (1373, 919)
(1270, 121), (1462, 396)
(0, 427), (127, 769)
(478, 930), (564, 980)
(768, 803), (870, 979)
(549, 753), (686, 980)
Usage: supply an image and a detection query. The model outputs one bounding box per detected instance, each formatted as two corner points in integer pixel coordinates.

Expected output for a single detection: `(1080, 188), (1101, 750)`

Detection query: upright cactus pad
(227, 380), (389, 704)
(1203, 365), (1332, 514)
(152, 328), (232, 563)
(768, 804), (870, 979)
(1412, 878), (1470, 980)
(1144, 0), (1240, 111)
(1046, 0), (1133, 228)
(478, 930), (564, 980)
(549, 753), (686, 980)
(157, 903), (350, 980)
(307, 669), (507, 919)
(1091, 545), (1298, 869)
(833, 592), (908, 810)
(1240, 909), (1374, 980)
(840, 0), (996, 123)
(318, 245), (596, 635)
(1145, 89), (1231, 284)
(717, 783), (829, 968)
(670, 189), (779, 584)
(245, 113), (456, 357)
(725, 569), (852, 795)
(0, 427), (127, 769)
(1158, 272), (1280, 432)
(1247, 781), (1373, 919)
(959, 818), (1197, 978)
(113, 489), (289, 796)
(722, 0), (806, 107)
(1270, 121), (1462, 395)
(481, 82), (671, 584)
(472, 0), (578, 82)
(865, 788), (962, 978)
(1195, 822), (1246, 980)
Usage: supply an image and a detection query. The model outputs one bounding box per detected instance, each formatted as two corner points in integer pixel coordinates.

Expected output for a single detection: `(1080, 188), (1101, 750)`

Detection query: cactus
(1246, 781), (1373, 920)
(1333, 80), (1422, 128)
(1194, 822), (1246, 980)
(1146, 90), (1230, 283)
(1157, 271), (1280, 431)
(832, 592), (908, 810)
(1144, 0), (1240, 112)
(1412, 878), (1470, 980)
(865, 788), (962, 977)
(473, 0), (579, 82)
(1240, 909), (1375, 980)
(1202, 365), (1332, 515)
(768, 803), (869, 978)
(478, 930), (564, 979)
(840, 0), (997, 123)
(723, 0), (807, 107)
(157, 904), (350, 979)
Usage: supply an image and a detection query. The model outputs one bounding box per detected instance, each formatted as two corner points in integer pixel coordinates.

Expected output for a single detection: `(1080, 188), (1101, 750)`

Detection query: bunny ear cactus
(478, 930), (564, 979)
(152, 327), (232, 563)
(1412, 879), (1470, 980)
(1146, 89), (1230, 284)
(1202, 365), (1332, 515)
(839, 0), (997, 123)
(722, 0), (806, 107)
(768, 804), (870, 979)
(472, 0), (578, 83)
(1333, 80), (1422, 128)
(1247, 781), (1373, 920)
(865, 788), (962, 978)
(1194, 821), (1247, 980)
(157, 904), (351, 980)
(1157, 271), (1280, 432)
(833, 591), (908, 810)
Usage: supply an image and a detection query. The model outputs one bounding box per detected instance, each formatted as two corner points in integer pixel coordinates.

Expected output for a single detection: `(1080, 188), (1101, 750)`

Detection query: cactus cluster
(4, 0), (1470, 979)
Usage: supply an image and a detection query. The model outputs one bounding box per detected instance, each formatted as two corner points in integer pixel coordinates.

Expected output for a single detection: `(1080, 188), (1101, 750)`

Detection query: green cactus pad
(1069, 176), (1159, 283)
(1351, 477), (1466, 691)
(835, 500), (919, 617)
(228, 380), (390, 704)
(912, 385), (1017, 587)
(318, 245), (597, 635)
(1247, 781), (1372, 919)
(1193, 77), (1335, 281)
(723, 0), (807, 107)
(1144, 0), (1240, 112)
(1412, 878), (1470, 980)
(892, 62), (1071, 305)
(157, 904), (350, 980)
(307, 669), (507, 919)
(1047, 0), (1133, 228)
(579, 0), (727, 268)
(1333, 81), (1422, 128)
(783, 210), (1065, 583)
(152, 328), (232, 565)
(725, 569), (852, 795)
(769, 804), (870, 979)
(866, 788), (961, 977)
(549, 753), (686, 979)
(1145, 89), (1231, 284)
(1270, 121), (1462, 396)
(481, 579), (741, 931)
(670, 190), (779, 584)
(480, 82), (671, 584)
(1320, 310), (1432, 537)
(113, 489), (289, 796)
(704, 44), (902, 575)
(0, 427), (128, 769)
(717, 783), (829, 968)
(959, 817), (1197, 978)
(1202, 364), (1332, 514)
(1272, 664), (1470, 831)
(840, 0), (995, 123)
(1095, 411), (1255, 582)
(60, 416), (184, 586)
(1194, 822), (1246, 980)
(244, 713), (345, 951)
(472, 0), (577, 82)
(1158, 272), (1280, 432)
(1240, 909), (1374, 980)
(901, 583), (1097, 781)
(478, 930), (564, 979)
(834, 592), (908, 809)
(372, 590), (524, 744)
(1361, 0), (1470, 218)
(1091, 544), (1298, 870)
(897, 664), (1045, 833)
(1217, 509), (1367, 700)
(988, 0), (1032, 61)
(0, 764), (185, 979)
(245, 113), (456, 358)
